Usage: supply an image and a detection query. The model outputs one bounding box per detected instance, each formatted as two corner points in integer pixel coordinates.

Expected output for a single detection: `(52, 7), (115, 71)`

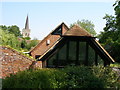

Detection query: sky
(1, 0), (115, 40)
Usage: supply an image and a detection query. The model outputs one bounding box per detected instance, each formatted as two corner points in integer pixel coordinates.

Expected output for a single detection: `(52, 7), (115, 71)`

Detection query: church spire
(22, 14), (31, 38)
(25, 15), (29, 29)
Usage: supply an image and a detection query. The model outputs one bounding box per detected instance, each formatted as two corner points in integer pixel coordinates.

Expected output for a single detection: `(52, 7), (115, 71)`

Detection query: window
(69, 41), (76, 60)
(47, 54), (57, 68)
(35, 55), (41, 59)
(47, 42), (67, 67)
(58, 44), (67, 59)
(52, 27), (62, 35)
(78, 42), (86, 65)
(46, 39), (105, 68)
(88, 45), (95, 66)
(98, 55), (104, 65)
(46, 40), (50, 45)
(58, 44), (67, 66)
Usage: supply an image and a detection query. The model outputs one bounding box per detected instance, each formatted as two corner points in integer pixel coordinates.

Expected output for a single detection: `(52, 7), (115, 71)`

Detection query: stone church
(22, 15), (30, 37)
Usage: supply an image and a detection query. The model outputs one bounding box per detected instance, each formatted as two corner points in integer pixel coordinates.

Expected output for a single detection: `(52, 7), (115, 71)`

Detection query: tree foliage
(20, 38), (39, 51)
(98, 0), (120, 62)
(0, 25), (39, 52)
(70, 19), (96, 36)
(114, 0), (120, 30)
(26, 39), (39, 50)
(0, 25), (22, 37)
(0, 29), (21, 49)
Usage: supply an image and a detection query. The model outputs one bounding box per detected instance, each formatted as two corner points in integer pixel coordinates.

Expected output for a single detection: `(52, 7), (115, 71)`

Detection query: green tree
(0, 25), (22, 37)
(8, 25), (22, 37)
(99, 14), (117, 43)
(0, 29), (21, 49)
(20, 38), (39, 51)
(20, 39), (27, 49)
(0, 25), (7, 31)
(24, 37), (31, 40)
(26, 38), (39, 50)
(0, 25), (38, 52)
(114, 0), (120, 31)
(98, 0), (120, 62)
(70, 19), (96, 36)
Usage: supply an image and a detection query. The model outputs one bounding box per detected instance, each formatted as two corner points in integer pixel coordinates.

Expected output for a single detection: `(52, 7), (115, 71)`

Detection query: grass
(110, 62), (120, 68)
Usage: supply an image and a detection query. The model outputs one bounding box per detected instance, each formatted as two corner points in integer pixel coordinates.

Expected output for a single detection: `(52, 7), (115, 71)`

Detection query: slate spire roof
(25, 15), (29, 29)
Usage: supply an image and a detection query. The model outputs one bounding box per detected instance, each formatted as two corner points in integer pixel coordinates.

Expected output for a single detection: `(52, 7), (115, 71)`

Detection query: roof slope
(29, 22), (69, 54)
(0, 46), (34, 78)
(63, 25), (92, 37)
(94, 39), (115, 62)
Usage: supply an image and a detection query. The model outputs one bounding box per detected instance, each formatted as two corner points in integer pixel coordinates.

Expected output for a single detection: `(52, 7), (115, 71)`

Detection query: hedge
(2, 65), (120, 88)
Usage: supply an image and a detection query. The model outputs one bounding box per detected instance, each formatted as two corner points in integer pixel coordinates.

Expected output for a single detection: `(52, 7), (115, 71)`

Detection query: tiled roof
(29, 22), (69, 53)
(63, 25), (92, 37)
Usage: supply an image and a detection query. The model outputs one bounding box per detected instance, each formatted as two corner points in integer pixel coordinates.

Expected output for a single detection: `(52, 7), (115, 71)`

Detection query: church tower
(22, 15), (30, 37)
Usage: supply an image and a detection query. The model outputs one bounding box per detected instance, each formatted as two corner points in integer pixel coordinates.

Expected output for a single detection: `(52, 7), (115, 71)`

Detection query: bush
(61, 65), (120, 88)
(2, 66), (120, 88)
(2, 69), (67, 88)
(62, 66), (105, 88)
(91, 65), (120, 88)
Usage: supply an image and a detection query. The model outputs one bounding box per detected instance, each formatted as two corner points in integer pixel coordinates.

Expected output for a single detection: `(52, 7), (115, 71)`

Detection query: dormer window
(55, 28), (61, 34)
(51, 26), (62, 35)
(46, 40), (50, 45)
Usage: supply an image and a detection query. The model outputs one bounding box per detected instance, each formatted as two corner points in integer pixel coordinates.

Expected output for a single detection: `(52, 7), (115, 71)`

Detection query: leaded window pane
(68, 41), (77, 60)
(78, 42), (86, 65)
(88, 45), (95, 66)
(98, 55), (104, 65)
(47, 54), (56, 67)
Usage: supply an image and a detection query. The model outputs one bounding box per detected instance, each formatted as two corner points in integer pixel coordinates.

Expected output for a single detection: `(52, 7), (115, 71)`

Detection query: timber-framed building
(29, 22), (115, 68)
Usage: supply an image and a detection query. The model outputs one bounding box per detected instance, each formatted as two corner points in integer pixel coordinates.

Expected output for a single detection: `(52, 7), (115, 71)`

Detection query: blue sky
(1, 1), (115, 40)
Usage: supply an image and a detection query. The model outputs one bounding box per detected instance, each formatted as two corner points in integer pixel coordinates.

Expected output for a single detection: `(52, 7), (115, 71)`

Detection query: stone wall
(0, 46), (42, 78)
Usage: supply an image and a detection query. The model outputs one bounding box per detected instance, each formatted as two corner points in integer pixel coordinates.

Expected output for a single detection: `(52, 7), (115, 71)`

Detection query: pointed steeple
(22, 14), (31, 38)
(25, 15), (29, 29)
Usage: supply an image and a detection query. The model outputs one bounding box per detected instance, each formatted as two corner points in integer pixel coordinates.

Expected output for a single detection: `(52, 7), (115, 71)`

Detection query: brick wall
(30, 34), (60, 58)
(0, 46), (42, 78)
(62, 23), (69, 35)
